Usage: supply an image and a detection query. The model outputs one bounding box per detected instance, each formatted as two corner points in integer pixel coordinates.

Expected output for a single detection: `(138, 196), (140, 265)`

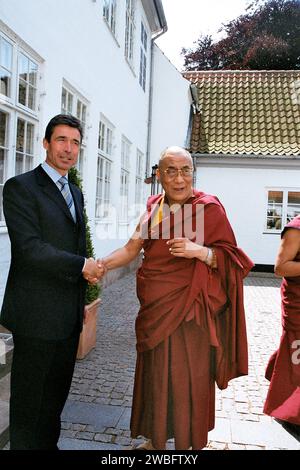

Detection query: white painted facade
(195, 156), (300, 265)
(0, 0), (190, 304)
(150, 45), (191, 159)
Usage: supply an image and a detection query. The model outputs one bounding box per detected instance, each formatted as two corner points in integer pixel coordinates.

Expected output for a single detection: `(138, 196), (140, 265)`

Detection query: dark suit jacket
(0, 165), (87, 340)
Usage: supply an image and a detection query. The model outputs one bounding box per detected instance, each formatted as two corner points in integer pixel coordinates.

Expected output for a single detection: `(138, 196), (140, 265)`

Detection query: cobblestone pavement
(59, 273), (300, 450)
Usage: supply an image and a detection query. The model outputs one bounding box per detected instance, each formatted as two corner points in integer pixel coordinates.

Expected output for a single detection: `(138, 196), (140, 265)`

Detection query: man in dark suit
(0, 114), (103, 450)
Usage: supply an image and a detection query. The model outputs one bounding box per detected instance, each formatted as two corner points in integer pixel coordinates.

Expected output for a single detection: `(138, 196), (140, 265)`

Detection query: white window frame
(125, 0), (135, 66)
(61, 82), (88, 177)
(120, 136), (131, 222)
(265, 188), (300, 233)
(0, 28), (40, 226)
(0, 34), (13, 99)
(103, 0), (117, 36)
(95, 116), (114, 220)
(15, 116), (35, 176)
(95, 155), (112, 220)
(17, 51), (38, 112)
(139, 22), (148, 91)
(135, 149), (144, 214)
(0, 109), (9, 223)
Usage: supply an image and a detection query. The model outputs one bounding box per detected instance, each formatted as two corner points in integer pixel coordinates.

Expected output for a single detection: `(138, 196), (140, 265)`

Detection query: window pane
(18, 53), (28, 82)
(0, 185), (3, 221)
(76, 101), (81, 120)
(61, 88), (67, 112)
(267, 217), (281, 230)
(28, 60), (37, 86)
(0, 111), (7, 147)
(15, 153), (23, 176)
(267, 191), (283, 230)
(287, 191), (300, 221)
(26, 123), (34, 154)
(16, 119), (25, 152)
(81, 105), (86, 126)
(268, 190), (283, 205)
(1, 38), (13, 70)
(0, 148), (4, 182)
(0, 70), (11, 97)
(68, 93), (73, 114)
(18, 79), (27, 106)
(25, 155), (33, 173)
(103, 0), (109, 20)
(28, 85), (36, 110)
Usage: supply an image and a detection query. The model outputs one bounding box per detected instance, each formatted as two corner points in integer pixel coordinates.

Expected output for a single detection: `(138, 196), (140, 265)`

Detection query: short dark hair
(44, 114), (83, 143)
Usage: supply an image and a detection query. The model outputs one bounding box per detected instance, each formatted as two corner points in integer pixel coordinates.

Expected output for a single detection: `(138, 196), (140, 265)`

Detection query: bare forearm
(103, 242), (141, 271)
(275, 261), (300, 277)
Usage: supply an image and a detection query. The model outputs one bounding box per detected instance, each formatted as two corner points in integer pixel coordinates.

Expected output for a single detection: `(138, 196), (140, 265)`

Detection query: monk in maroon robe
(263, 215), (300, 426)
(102, 146), (253, 450)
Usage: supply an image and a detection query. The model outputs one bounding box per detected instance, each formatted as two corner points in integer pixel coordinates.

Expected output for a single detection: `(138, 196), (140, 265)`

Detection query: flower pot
(76, 298), (101, 360)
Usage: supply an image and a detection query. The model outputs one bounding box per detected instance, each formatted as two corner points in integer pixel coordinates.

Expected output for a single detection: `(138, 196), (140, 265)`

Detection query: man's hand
(96, 259), (108, 276)
(82, 258), (105, 284)
(167, 238), (206, 260)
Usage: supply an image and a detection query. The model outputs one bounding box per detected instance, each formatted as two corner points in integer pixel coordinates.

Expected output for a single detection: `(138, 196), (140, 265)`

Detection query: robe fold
(263, 215), (300, 425)
(130, 191), (253, 449)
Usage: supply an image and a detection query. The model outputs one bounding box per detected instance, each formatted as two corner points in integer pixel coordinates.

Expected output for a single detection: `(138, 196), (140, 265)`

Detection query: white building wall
(0, 0), (191, 302)
(195, 162), (300, 265)
(150, 45), (191, 167)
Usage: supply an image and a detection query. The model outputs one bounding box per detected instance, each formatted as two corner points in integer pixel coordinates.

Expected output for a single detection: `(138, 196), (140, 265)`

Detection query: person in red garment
(263, 215), (300, 430)
(102, 146), (253, 450)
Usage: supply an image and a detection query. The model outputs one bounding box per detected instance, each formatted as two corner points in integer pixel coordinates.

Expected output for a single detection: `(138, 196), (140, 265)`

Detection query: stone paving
(59, 273), (300, 450)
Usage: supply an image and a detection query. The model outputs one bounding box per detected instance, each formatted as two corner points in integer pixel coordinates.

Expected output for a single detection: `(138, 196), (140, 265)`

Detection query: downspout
(145, 26), (167, 180)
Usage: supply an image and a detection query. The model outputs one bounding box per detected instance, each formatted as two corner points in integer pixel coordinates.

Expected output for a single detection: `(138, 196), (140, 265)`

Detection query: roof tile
(184, 70), (300, 156)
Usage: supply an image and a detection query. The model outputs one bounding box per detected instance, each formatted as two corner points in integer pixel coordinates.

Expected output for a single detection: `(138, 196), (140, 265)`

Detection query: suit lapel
(35, 165), (76, 223)
(70, 183), (84, 226)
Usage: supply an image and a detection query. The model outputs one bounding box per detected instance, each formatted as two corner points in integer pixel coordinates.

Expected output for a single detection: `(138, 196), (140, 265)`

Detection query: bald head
(159, 146), (193, 168)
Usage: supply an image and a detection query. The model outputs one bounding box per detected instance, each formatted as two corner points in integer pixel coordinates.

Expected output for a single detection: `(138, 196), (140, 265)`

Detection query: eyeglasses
(163, 167), (193, 178)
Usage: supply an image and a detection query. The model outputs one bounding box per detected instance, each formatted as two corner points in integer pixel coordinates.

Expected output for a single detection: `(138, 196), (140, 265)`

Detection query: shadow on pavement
(276, 420), (300, 443)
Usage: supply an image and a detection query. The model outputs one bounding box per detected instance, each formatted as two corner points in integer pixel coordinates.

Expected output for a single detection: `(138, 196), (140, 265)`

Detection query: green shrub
(69, 166), (101, 304)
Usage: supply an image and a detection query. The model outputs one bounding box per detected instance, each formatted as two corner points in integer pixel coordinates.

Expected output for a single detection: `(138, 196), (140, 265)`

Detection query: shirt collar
(41, 161), (68, 185)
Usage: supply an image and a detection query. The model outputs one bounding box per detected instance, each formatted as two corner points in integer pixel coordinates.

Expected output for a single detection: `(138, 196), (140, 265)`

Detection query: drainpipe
(145, 27), (167, 181)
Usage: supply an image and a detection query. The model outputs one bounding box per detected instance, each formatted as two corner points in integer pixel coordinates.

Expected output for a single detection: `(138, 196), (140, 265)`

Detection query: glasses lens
(165, 168), (177, 177)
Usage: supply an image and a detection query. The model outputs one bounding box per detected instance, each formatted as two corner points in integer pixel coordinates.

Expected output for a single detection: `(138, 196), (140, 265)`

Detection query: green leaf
(68, 167), (101, 304)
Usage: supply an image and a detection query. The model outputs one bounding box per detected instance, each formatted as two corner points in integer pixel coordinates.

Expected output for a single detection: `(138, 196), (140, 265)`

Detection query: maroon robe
(263, 215), (300, 425)
(130, 191), (253, 449)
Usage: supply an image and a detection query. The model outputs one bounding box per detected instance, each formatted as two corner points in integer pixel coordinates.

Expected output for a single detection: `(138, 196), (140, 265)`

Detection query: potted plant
(68, 167), (101, 360)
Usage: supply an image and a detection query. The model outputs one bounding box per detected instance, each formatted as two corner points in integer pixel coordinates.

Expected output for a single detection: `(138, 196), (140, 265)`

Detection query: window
(98, 121), (113, 156)
(61, 88), (73, 115)
(61, 84), (88, 176)
(135, 149), (144, 213)
(103, 0), (117, 35)
(0, 36), (13, 98)
(139, 22), (147, 91)
(95, 156), (112, 219)
(120, 136), (131, 221)
(0, 29), (40, 224)
(15, 118), (34, 176)
(0, 110), (8, 221)
(95, 118), (114, 219)
(125, 0), (135, 65)
(266, 189), (300, 231)
(18, 52), (38, 111)
(61, 86), (87, 135)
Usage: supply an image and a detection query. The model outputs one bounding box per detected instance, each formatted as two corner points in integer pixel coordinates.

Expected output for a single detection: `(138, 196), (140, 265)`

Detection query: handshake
(82, 257), (107, 285)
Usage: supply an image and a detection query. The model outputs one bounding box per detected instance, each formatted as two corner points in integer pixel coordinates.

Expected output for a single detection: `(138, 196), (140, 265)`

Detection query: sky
(156, 0), (251, 70)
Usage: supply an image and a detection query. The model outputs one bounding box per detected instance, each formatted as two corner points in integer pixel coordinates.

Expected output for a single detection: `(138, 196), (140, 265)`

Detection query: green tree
(68, 167), (101, 304)
(182, 0), (300, 70)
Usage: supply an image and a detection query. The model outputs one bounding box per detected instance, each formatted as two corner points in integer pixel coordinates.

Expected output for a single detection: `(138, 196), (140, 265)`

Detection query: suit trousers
(9, 331), (80, 450)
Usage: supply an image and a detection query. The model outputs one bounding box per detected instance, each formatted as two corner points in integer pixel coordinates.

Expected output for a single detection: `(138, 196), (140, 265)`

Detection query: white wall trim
(194, 154), (300, 169)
